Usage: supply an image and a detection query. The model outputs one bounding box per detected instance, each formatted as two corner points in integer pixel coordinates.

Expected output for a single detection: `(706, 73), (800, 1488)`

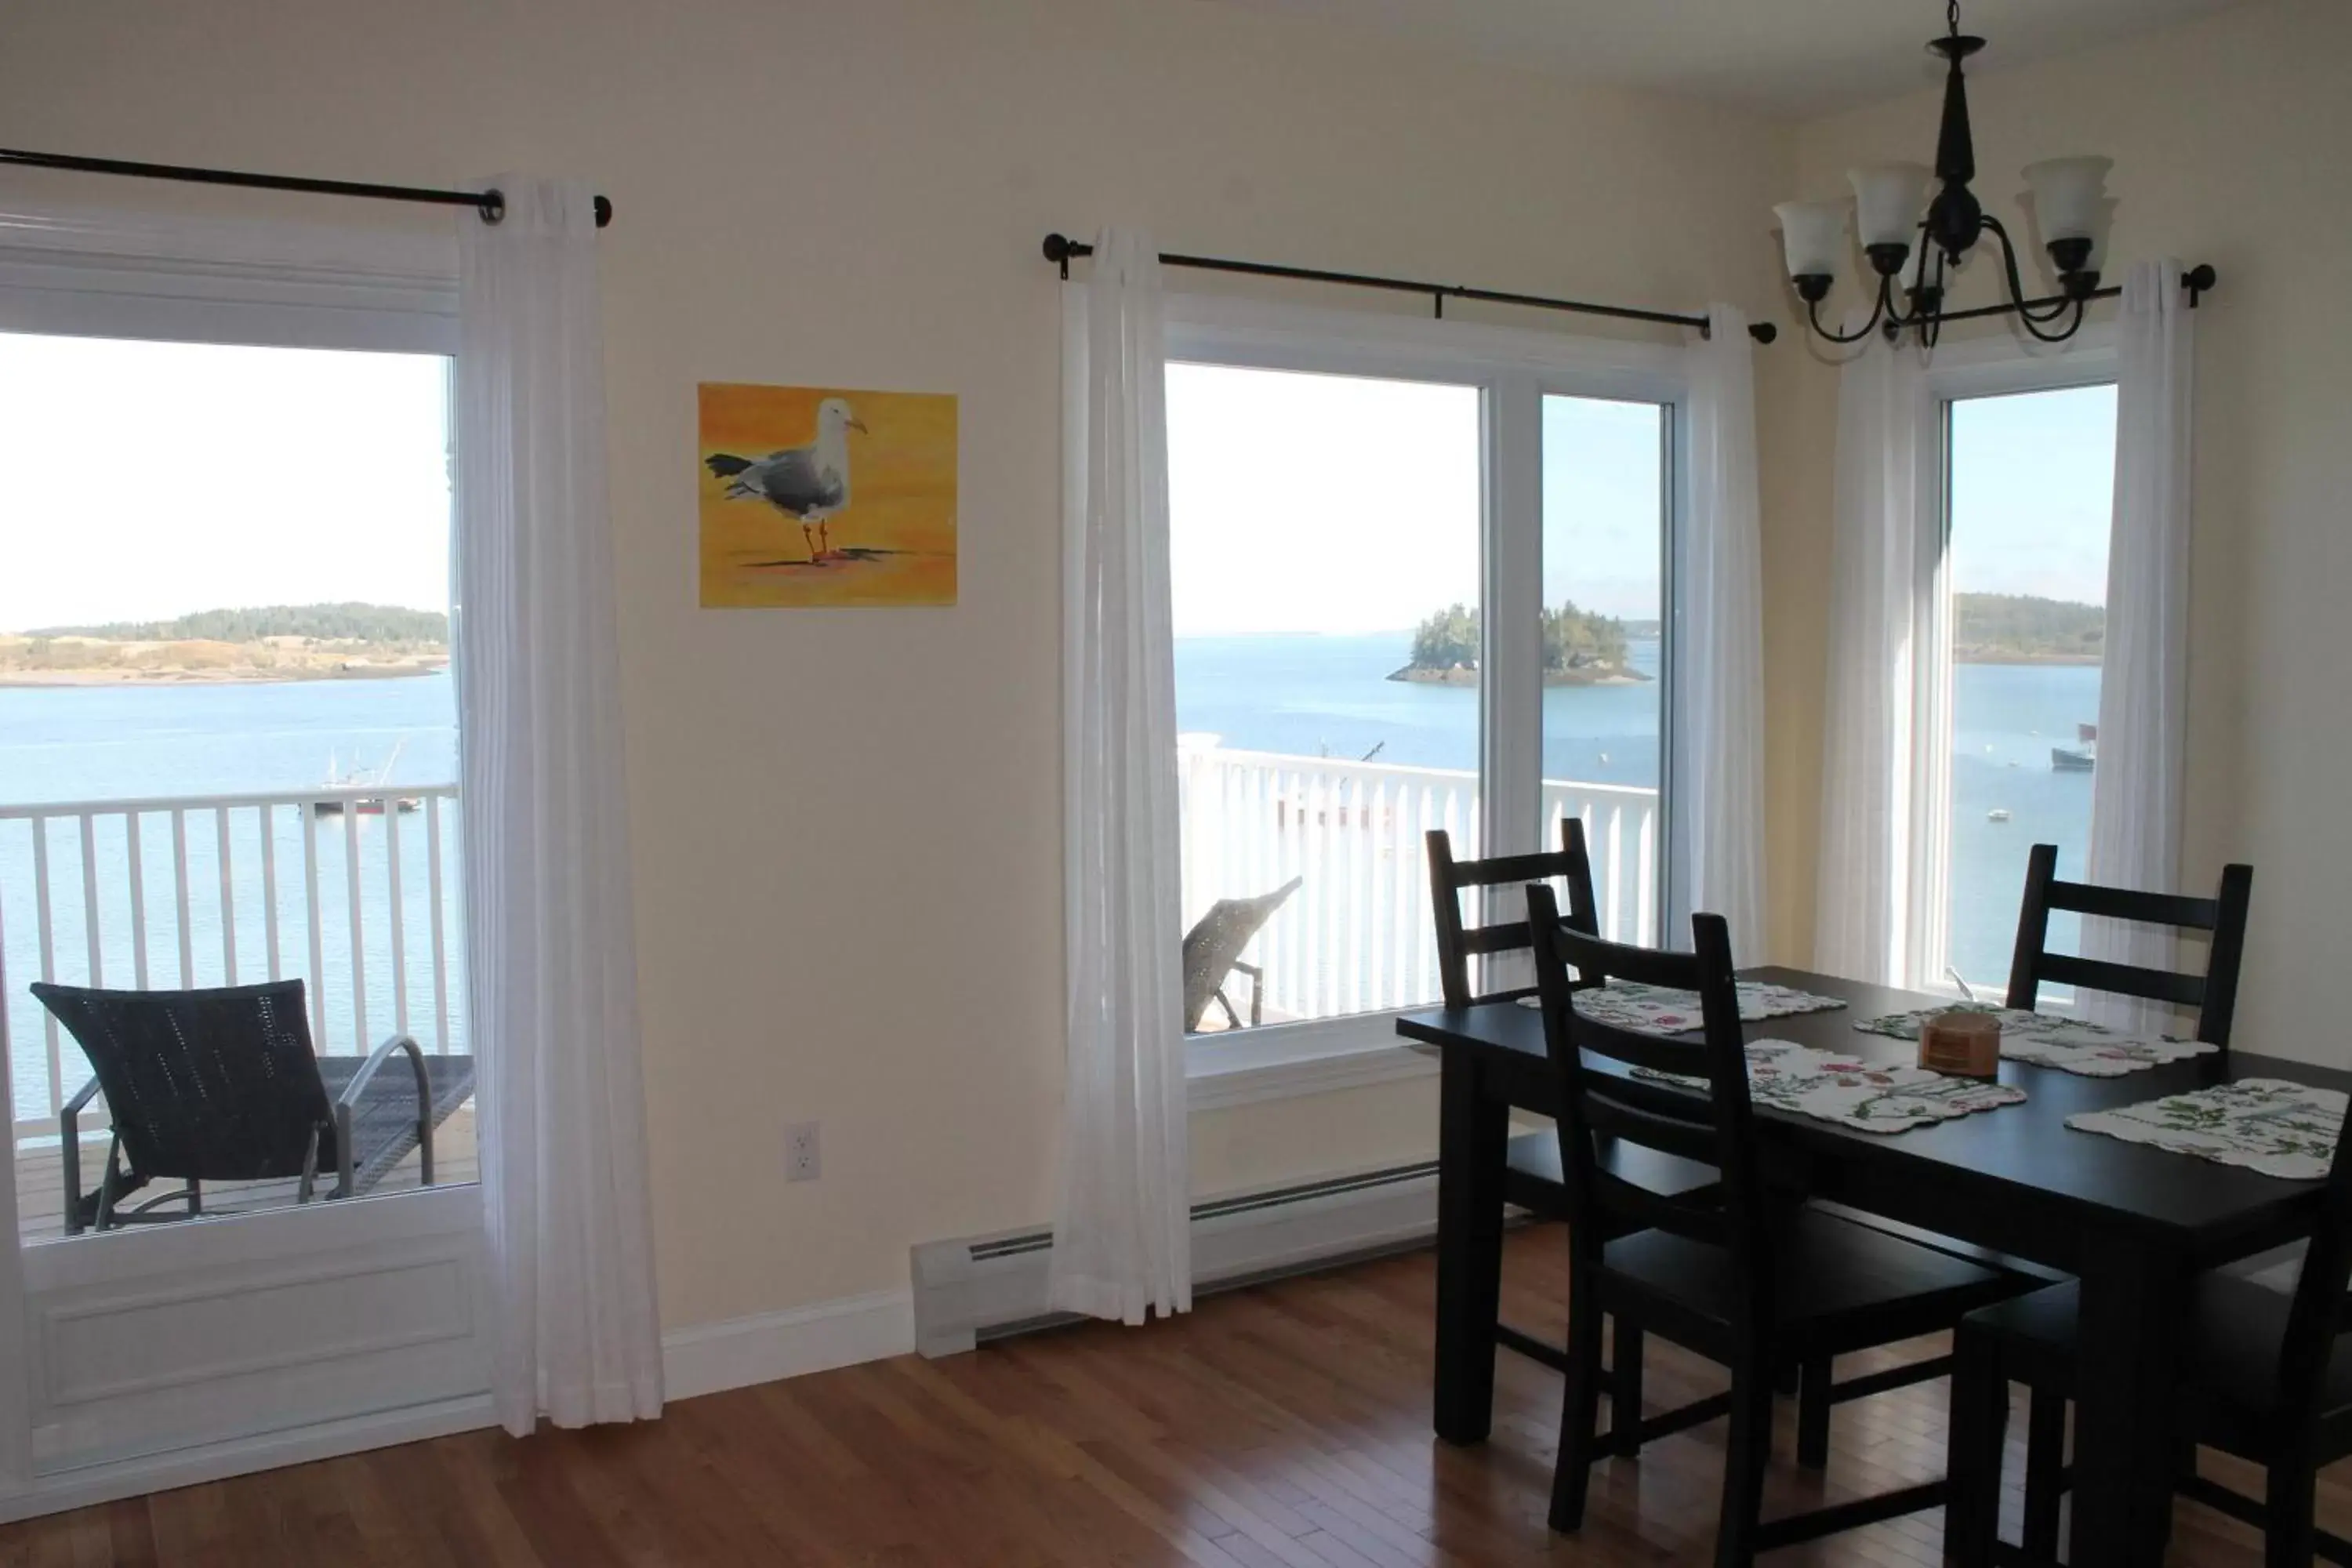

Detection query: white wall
(1762, 0), (2352, 1058)
(0, 0), (1790, 1331)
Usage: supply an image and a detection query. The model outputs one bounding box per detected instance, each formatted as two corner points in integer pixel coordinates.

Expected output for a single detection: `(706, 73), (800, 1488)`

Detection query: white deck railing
(1177, 744), (1657, 1025)
(0, 786), (466, 1135)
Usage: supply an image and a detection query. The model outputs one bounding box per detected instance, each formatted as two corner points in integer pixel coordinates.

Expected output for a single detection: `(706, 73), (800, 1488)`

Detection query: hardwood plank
(2, 1231), (2347, 1564)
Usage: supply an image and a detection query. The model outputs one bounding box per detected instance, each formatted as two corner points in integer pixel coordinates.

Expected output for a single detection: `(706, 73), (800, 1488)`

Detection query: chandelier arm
(1807, 285), (1888, 345)
(2014, 291), (2089, 345)
(1979, 215), (2077, 325)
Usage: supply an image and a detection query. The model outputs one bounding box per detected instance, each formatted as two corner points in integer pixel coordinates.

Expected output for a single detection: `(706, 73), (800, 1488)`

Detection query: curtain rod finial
(1749, 321), (1779, 344)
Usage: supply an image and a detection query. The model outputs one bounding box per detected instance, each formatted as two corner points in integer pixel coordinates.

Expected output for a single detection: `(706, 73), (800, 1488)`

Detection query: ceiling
(1203, 0), (2257, 118)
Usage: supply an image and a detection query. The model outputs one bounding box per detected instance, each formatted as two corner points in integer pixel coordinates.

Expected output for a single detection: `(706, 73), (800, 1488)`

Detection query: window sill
(1185, 1013), (1441, 1112)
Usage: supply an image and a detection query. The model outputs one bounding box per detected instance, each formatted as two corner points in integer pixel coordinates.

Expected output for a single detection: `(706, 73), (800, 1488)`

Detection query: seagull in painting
(705, 397), (869, 561)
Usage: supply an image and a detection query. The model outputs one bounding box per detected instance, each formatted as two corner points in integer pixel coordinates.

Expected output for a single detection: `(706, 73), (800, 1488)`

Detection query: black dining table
(1397, 964), (2344, 1568)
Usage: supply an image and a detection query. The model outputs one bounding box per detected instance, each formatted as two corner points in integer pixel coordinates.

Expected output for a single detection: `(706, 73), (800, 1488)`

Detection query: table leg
(1433, 1047), (1510, 1444)
(2068, 1233), (2188, 1568)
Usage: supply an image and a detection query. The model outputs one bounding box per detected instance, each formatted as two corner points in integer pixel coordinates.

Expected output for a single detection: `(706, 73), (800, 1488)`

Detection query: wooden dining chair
(2006, 841), (2255, 1047)
(1947, 1098), (2352, 1568)
(1527, 886), (2021, 1565)
(1426, 822), (1715, 1452)
(1426, 818), (1601, 1010)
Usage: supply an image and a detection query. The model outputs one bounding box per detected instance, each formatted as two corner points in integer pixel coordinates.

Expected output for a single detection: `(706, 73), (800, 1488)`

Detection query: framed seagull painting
(697, 382), (957, 608)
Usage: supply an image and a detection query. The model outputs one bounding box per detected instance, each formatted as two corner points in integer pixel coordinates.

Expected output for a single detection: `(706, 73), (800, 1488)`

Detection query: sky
(1947, 382), (2117, 604)
(1167, 362), (1482, 637)
(1169, 361), (2114, 640)
(0, 337), (2110, 640)
(0, 334), (452, 633)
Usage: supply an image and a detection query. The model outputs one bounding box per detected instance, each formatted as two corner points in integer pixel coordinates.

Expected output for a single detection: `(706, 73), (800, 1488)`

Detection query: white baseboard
(0, 1287), (922, 1523)
(0, 1392), (496, 1525)
(659, 1287), (916, 1403)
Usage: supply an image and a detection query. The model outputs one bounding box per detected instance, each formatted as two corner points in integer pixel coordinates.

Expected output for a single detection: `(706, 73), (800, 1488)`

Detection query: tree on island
(29, 603), (448, 648)
(1410, 604), (1482, 670)
(1541, 600), (1629, 674)
(1952, 593), (2104, 662)
(1405, 601), (1634, 676)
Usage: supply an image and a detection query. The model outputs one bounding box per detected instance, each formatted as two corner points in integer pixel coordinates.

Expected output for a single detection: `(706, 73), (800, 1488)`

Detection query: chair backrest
(1526, 887), (1769, 1298)
(1426, 819), (1601, 1008)
(1180, 877), (1303, 1032)
(30, 980), (338, 1182)
(2267, 1100), (2352, 1432)
(2004, 843), (2254, 1046)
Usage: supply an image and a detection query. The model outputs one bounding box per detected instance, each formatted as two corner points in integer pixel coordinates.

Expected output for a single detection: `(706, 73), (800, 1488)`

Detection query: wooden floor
(13, 1106), (477, 1241)
(0, 1226), (2341, 1566)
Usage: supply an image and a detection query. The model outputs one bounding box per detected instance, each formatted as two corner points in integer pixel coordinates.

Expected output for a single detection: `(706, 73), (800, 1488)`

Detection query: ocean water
(1176, 631), (2099, 988)
(1, 675), (463, 1123)
(2, 644), (2096, 1117)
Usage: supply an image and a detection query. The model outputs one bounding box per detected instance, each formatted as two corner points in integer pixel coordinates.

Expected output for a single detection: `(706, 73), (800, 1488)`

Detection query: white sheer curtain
(456, 176), (663, 1432)
(1678, 304), (1767, 947)
(1051, 228), (1191, 1326)
(1813, 326), (1929, 985)
(2082, 260), (2196, 1029)
(0, 1046), (26, 1489)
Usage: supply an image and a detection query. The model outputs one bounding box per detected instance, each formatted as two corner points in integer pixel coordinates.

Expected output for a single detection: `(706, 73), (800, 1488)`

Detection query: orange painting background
(698, 383), (957, 608)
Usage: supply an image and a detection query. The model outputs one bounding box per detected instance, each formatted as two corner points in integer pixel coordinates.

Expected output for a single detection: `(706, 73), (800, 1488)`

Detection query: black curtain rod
(0, 148), (612, 229)
(1043, 232), (1776, 344)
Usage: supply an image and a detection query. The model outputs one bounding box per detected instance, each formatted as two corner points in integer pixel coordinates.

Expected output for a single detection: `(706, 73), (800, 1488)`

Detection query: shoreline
(0, 665), (445, 689)
(1387, 665), (1653, 688)
(1954, 652), (2102, 666)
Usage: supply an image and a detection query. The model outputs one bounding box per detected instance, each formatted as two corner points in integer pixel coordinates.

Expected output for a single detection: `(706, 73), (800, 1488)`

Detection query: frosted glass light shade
(1773, 200), (1847, 279)
(2024, 156), (2114, 242)
(1848, 162), (1932, 250)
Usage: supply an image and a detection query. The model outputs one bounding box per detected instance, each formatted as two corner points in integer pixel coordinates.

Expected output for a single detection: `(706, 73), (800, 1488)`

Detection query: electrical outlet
(785, 1121), (821, 1182)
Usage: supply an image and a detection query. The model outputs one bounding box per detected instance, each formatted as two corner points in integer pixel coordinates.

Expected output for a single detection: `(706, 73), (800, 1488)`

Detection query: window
(1928, 379), (2118, 994)
(1169, 363), (1483, 1029)
(1541, 395), (1669, 946)
(1166, 304), (1684, 1051)
(0, 332), (468, 1240)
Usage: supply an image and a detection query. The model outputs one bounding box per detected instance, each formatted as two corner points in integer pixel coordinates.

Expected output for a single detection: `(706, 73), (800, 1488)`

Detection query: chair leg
(1795, 1356), (1832, 1470)
(1715, 1358), (1773, 1568)
(1945, 1325), (2011, 1568)
(2022, 1388), (2068, 1563)
(94, 1137), (125, 1232)
(1548, 1272), (1608, 1533)
(1610, 1319), (1646, 1457)
(2267, 1444), (2319, 1568)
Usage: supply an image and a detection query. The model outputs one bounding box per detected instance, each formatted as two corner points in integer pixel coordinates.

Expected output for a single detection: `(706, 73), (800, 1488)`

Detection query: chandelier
(1771, 1), (2207, 347)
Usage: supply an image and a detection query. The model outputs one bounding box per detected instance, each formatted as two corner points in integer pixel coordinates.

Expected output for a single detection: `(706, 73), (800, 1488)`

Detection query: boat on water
(313, 741), (422, 815)
(1987, 808), (2012, 822)
(2051, 721), (2097, 772)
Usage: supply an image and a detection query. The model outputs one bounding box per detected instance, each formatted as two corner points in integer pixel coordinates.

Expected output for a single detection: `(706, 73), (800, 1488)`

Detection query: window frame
(0, 201), (475, 1250)
(1162, 292), (1690, 1105)
(1906, 328), (2119, 996)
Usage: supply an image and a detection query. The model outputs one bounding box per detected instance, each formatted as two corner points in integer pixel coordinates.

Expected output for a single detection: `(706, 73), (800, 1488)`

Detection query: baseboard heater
(911, 1160), (1442, 1357)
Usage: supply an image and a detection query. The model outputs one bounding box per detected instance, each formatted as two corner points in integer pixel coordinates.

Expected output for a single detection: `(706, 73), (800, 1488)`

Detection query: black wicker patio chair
(1181, 876), (1304, 1032)
(31, 979), (475, 1235)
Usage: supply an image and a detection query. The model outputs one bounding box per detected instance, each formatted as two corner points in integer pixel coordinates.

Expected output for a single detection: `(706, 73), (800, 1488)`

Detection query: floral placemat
(1632, 1039), (2025, 1134)
(2065, 1079), (2345, 1180)
(1854, 1004), (2216, 1078)
(1515, 979), (1848, 1034)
